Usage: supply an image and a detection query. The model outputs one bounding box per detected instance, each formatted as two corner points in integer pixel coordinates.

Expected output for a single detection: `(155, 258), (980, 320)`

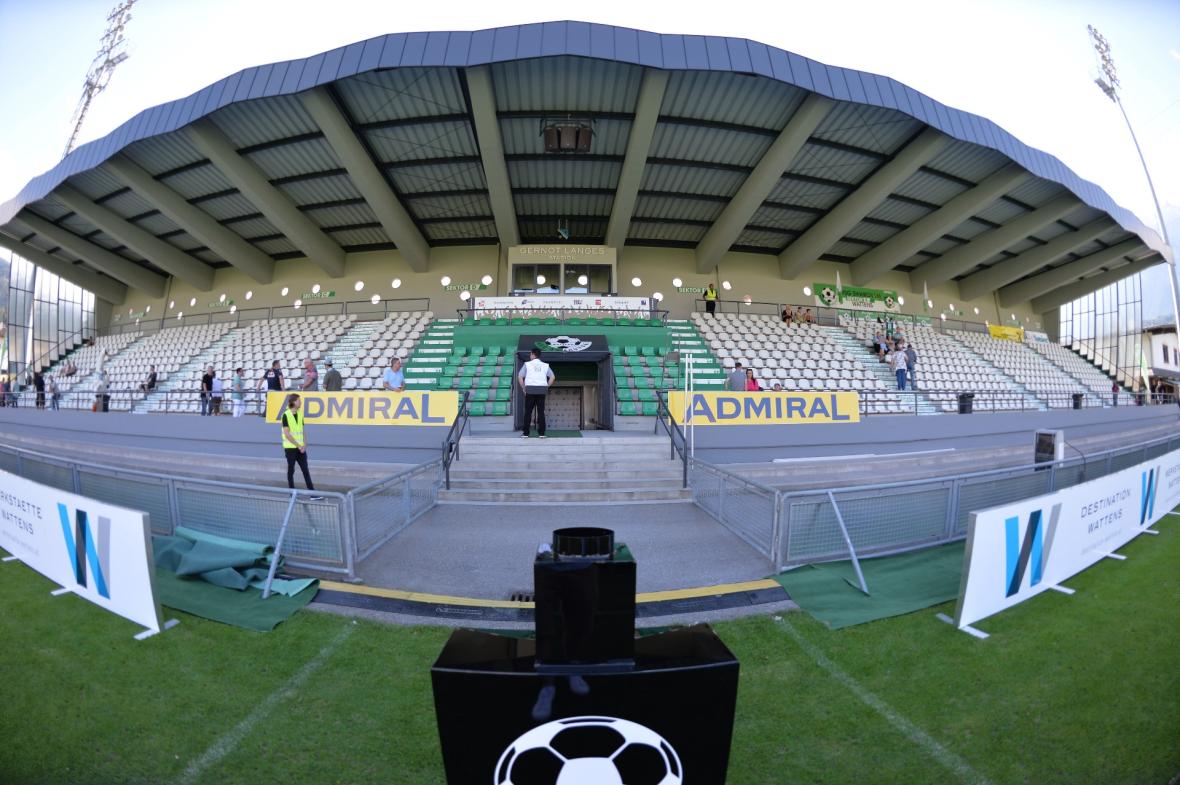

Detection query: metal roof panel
(333, 68), (467, 121)
(277, 173), (364, 204)
(244, 137), (342, 180)
(406, 192), (493, 220)
(122, 132), (205, 177)
(507, 159), (619, 190)
(160, 164), (234, 200)
(302, 201), (379, 227)
(423, 218), (497, 241)
(893, 170), (969, 204)
(208, 95), (318, 148)
(864, 198), (933, 225)
(327, 226), (391, 246)
(767, 178), (847, 211)
(627, 222), (707, 243)
(924, 141), (1010, 184)
(193, 192), (261, 222)
(788, 143), (880, 185)
(811, 102), (921, 154)
(491, 57), (643, 113)
(649, 124), (772, 167)
(661, 69), (807, 128)
(641, 163), (745, 196)
(364, 119), (478, 162)
(498, 117), (631, 157)
(388, 160), (487, 192)
(514, 192), (614, 216)
(632, 195), (725, 223)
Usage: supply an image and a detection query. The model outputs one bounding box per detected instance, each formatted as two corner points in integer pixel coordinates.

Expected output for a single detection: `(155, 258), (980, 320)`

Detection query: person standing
(704, 283), (718, 317)
(95, 372), (110, 412)
(382, 358), (405, 392)
(905, 342), (918, 390)
(745, 368), (761, 391)
(890, 343), (908, 390)
(518, 348), (555, 438)
(47, 376), (59, 411)
(301, 359), (319, 391)
(1111, 380), (1119, 407)
(322, 359), (342, 392)
(210, 371), (223, 415)
(727, 361), (747, 392)
(280, 394), (323, 500)
(33, 371), (45, 410)
(200, 365), (213, 416)
(232, 367), (246, 418)
(258, 360), (284, 415)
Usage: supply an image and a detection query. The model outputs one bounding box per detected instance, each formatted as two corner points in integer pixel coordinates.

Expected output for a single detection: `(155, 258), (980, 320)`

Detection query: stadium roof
(0, 20), (1169, 309)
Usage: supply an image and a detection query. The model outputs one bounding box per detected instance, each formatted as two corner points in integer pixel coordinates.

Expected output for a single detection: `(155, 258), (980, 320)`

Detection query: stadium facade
(0, 21), (1172, 389)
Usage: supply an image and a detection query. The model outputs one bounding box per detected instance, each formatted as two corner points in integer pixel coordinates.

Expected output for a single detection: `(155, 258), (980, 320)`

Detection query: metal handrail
(457, 305), (671, 326)
(442, 390), (472, 490)
(653, 390), (689, 488)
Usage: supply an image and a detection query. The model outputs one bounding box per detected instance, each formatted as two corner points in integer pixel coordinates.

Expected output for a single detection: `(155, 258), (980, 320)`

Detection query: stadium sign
(666, 391), (860, 425)
(988, 325), (1024, 343)
(471, 295), (651, 318)
(301, 290), (336, 299)
(443, 282), (489, 292)
(508, 244), (617, 264)
(813, 282), (900, 312)
(677, 286), (707, 293)
(0, 469), (166, 635)
(955, 447), (1180, 630)
(265, 390), (457, 426)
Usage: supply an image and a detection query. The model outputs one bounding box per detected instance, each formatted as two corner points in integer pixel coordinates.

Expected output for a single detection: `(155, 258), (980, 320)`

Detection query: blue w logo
(1140, 468), (1158, 526)
(1004, 504), (1060, 598)
(58, 503), (110, 599)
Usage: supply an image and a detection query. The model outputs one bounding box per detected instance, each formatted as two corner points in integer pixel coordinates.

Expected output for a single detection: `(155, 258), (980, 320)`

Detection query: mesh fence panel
(352, 463), (441, 560)
(19, 458), (74, 492)
(783, 483), (950, 564)
(176, 485), (345, 565)
(0, 451), (19, 473)
(690, 463), (774, 557)
(955, 471), (1053, 534)
(1051, 463), (1089, 492)
(78, 470), (174, 534)
(1107, 450), (1146, 473)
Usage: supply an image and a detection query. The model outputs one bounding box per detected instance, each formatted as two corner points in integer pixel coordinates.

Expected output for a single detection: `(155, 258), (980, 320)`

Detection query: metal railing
(688, 432), (1180, 572)
(442, 391), (472, 490)
(653, 391), (689, 488)
(0, 440), (443, 580)
(694, 297), (1001, 334)
(104, 297), (432, 336)
(457, 305), (671, 326)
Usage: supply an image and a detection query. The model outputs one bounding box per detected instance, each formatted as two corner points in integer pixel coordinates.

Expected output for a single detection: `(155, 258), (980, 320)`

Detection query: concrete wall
(108, 245), (1045, 332)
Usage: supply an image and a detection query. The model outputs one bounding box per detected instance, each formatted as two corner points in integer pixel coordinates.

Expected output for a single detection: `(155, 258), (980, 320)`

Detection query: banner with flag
(812, 282), (900, 312)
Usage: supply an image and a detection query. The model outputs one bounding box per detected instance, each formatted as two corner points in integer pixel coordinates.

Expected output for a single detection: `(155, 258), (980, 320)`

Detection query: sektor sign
(666, 391), (860, 425)
(266, 391), (458, 426)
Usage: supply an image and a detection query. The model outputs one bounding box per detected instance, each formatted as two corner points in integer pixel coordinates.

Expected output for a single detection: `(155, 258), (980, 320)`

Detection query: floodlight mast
(1087, 24), (1179, 339)
(63, 0), (137, 158)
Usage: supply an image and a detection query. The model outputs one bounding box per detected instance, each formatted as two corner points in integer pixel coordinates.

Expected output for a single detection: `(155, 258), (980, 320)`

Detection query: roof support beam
(299, 86), (431, 272)
(607, 69), (670, 253)
(185, 118), (345, 277)
(848, 163), (1028, 285)
(105, 155), (275, 283)
(997, 238), (1146, 307)
(778, 127), (948, 279)
(464, 66), (520, 248)
(695, 94), (833, 273)
(1031, 254), (1164, 313)
(54, 185), (214, 291)
(0, 232), (127, 304)
(17, 212), (166, 296)
(959, 218), (1117, 301)
(908, 193), (1078, 291)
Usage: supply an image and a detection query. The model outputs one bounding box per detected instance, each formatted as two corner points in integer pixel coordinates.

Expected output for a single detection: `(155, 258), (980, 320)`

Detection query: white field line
(173, 623), (355, 785)
(774, 615), (995, 785)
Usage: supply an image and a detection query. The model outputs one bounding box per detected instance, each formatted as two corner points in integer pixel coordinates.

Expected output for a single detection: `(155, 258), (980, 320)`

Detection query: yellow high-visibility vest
(282, 409), (304, 449)
(704, 287), (717, 301)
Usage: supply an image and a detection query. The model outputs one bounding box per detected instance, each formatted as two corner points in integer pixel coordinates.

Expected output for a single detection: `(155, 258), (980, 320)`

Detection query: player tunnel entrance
(514, 334), (615, 431)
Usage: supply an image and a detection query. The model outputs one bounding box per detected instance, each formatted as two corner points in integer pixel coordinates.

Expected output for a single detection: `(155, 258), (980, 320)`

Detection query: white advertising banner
(470, 295), (652, 318)
(955, 448), (1180, 629)
(0, 469), (164, 633)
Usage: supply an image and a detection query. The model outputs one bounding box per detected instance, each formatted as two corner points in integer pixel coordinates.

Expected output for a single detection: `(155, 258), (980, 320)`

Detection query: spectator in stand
(140, 365), (157, 393)
(48, 376), (59, 411)
(200, 365), (214, 416)
(1111, 380), (1119, 407)
(704, 283), (718, 317)
(745, 368), (761, 391)
(802, 308), (814, 324)
(33, 371), (45, 409)
(96, 348), (109, 376)
(727, 362), (747, 392)
(232, 367), (246, 418)
(890, 342), (909, 390)
(382, 358), (405, 392)
(782, 305), (794, 323)
(301, 359), (319, 391)
(876, 332), (890, 362)
(95, 372), (110, 412)
(905, 342), (918, 390)
(771, 382), (783, 391)
(322, 359), (342, 391)
(210, 371), (224, 415)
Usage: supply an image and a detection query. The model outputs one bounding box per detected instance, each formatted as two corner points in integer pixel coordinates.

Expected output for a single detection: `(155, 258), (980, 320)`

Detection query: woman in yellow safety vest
(704, 283), (718, 316)
(281, 394), (323, 499)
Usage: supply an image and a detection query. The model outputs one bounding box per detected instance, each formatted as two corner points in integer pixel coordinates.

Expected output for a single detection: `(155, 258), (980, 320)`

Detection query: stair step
(448, 467), (683, 480)
(446, 476), (682, 489)
(438, 487), (693, 503)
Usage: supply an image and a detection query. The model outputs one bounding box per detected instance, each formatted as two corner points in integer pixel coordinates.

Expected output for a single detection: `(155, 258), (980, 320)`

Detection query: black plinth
(431, 625), (740, 785)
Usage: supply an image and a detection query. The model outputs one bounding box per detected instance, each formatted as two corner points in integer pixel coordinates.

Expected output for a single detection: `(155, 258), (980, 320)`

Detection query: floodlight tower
(1087, 24), (1179, 340)
(63, 0), (137, 158)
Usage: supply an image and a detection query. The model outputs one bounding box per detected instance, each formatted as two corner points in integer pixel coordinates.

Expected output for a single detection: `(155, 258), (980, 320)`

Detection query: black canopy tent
(514, 334), (615, 431)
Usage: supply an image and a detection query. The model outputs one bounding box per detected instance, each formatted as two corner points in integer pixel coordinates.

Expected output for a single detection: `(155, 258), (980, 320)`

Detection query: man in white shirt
(517, 348), (555, 438)
(889, 342), (909, 390)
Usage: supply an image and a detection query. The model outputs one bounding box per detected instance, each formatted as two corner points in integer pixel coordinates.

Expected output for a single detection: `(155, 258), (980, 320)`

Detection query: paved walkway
(356, 501), (772, 599)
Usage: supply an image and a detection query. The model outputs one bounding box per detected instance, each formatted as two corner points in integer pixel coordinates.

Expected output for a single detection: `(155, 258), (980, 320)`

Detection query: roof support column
(185, 118), (346, 277)
(997, 238), (1146, 306)
(1031, 254), (1163, 313)
(849, 163), (1028, 285)
(607, 69), (670, 254)
(907, 193), (1078, 291)
(0, 232), (127, 303)
(957, 218), (1116, 300)
(106, 155), (275, 283)
(778, 127), (947, 279)
(695, 93), (833, 273)
(18, 212), (166, 296)
(299, 86), (431, 272)
(464, 66), (519, 249)
(54, 185), (214, 290)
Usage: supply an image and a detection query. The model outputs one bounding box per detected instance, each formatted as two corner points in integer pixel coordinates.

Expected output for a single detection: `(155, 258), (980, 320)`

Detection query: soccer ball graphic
(495, 716), (683, 785)
(883, 295), (897, 309)
(543, 335), (592, 352)
(819, 286), (838, 305)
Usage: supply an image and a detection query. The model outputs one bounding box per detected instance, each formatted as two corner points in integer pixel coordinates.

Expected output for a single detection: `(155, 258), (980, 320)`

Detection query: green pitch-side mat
(773, 542), (964, 630)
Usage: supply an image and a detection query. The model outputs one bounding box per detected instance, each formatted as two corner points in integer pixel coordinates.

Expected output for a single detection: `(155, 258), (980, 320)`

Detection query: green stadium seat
(493, 387), (511, 401)
(624, 345), (638, 356)
(487, 346), (503, 357)
(632, 318), (650, 327)
(509, 317), (525, 326)
(526, 317), (542, 325)
(478, 317), (493, 326)
(454, 346), (467, 357)
(476, 377), (493, 389)
(439, 375), (455, 389)
(567, 318), (584, 326)
(616, 318), (633, 327)
(641, 346), (657, 357)
(637, 389), (657, 402)
(469, 389), (490, 402)
(470, 346), (485, 357)
(641, 402), (659, 416)
(493, 317), (508, 326)
(490, 402), (509, 416)
(584, 317), (599, 326)
(619, 402), (640, 416)
(462, 317), (476, 326)
(543, 317), (560, 325)
(635, 377), (653, 389)
(600, 318), (615, 326)
(468, 403), (487, 416)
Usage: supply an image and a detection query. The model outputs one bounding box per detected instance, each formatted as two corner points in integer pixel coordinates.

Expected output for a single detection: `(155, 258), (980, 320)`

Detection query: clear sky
(1, 0), (1177, 313)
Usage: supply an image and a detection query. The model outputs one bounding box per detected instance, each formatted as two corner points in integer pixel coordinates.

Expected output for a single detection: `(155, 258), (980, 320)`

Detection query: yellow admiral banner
(266, 391), (458, 426)
(666, 391), (860, 425)
(988, 325), (1025, 343)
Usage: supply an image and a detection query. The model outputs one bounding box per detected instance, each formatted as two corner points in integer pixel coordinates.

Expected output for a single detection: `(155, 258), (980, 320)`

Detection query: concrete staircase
(322, 320), (381, 387)
(438, 434), (692, 504)
(825, 327), (937, 414)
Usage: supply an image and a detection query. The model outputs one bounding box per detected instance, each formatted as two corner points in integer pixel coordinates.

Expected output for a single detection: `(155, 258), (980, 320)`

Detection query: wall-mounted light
(926, 299), (934, 309)
(169, 300), (175, 309)
(294, 299), (302, 309)
(145, 305), (151, 313)
(229, 305), (236, 314)
(577, 275), (588, 286)
(652, 292), (664, 301)
(245, 291), (253, 300)
(391, 278), (402, 289)
(897, 296), (905, 306)
(672, 277), (683, 287)
(189, 297), (196, 307)
(536, 275), (546, 285)
(631, 277), (642, 287)
(371, 294), (380, 305)
(281, 287), (289, 297)
(177, 312), (183, 320)
(940, 313), (947, 320)
(312, 284), (321, 294)
(802, 286), (812, 297)
(481, 274), (493, 286)
(460, 291), (472, 301)
(219, 293), (226, 303)
(721, 281), (732, 290)
(354, 281), (364, 292)
(974, 307), (980, 315)
(440, 276), (451, 286)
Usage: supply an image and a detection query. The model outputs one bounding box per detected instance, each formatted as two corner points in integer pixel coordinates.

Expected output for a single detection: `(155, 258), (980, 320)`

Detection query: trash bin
(957, 392), (974, 414)
(1072, 393), (1084, 410)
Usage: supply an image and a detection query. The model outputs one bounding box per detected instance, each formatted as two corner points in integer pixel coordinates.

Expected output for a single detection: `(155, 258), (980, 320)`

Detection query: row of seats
(1028, 341), (1123, 397)
(950, 330), (1089, 404)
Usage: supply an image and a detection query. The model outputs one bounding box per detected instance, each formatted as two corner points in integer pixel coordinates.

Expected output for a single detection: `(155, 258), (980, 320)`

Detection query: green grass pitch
(1, 518), (1177, 784)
